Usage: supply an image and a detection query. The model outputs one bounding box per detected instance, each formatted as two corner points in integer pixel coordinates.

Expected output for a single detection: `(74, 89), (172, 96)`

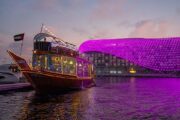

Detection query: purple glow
(76, 57), (91, 77)
(79, 38), (180, 71)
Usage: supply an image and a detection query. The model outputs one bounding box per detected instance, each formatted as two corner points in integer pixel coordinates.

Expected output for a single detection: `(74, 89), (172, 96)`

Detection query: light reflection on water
(1, 77), (180, 120)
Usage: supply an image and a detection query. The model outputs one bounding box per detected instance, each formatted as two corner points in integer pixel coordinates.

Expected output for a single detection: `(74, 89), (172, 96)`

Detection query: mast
(40, 23), (44, 33)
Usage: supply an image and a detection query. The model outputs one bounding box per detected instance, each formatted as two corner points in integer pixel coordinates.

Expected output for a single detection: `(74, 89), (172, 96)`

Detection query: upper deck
(33, 32), (78, 57)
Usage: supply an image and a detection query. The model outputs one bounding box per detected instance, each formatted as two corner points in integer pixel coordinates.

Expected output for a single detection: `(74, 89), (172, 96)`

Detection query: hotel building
(79, 38), (180, 77)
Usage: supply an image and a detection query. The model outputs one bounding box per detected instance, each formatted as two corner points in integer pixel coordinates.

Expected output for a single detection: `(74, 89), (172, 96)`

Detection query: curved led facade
(79, 38), (180, 71)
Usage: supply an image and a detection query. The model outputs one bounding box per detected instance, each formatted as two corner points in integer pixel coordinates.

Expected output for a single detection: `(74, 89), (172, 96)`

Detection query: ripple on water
(0, 77), (180, 120)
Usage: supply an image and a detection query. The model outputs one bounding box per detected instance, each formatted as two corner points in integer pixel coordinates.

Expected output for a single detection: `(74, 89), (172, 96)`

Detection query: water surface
(0, 77), (180, 120)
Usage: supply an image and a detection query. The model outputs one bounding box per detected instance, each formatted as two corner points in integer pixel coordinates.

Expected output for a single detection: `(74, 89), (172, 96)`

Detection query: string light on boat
(55, 57), (61, 62)
(44, 25), (77, 50)
(69, 61), (73, 65)
(42, 25), (56, 37)
(64, 60), (67, 64)
(79, 63), (82, 67)
(36, 25), (77, 51)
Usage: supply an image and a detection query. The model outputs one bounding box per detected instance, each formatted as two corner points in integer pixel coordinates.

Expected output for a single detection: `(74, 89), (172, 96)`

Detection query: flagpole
(20, 36), (24, 56)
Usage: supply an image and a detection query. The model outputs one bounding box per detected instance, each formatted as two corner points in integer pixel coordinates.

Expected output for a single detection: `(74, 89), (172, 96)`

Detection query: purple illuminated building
(79, 38), (180, 77)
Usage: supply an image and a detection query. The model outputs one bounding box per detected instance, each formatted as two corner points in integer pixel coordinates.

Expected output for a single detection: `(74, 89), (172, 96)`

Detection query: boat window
(51, 56), (62, 72)
(32, 54), (93, 78)
(76, 59), (92, 77)
(62, 56), (76, 75)
(32, 55), (45, 70)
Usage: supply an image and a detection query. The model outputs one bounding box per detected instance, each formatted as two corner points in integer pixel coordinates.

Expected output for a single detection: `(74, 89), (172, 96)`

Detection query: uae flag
(14, 33), (24, 41)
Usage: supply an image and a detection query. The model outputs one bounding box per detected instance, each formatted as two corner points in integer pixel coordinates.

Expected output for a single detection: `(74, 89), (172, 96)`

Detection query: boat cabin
(32, 33), (93, 77)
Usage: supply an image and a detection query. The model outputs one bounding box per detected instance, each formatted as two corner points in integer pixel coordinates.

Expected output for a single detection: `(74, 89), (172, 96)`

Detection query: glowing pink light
(79, 37), (180, 71)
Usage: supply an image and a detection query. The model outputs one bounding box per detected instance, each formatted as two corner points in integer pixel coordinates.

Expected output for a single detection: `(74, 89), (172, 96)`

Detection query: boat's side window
(51, 56), (62, 72)
(62, 57), (76, 75)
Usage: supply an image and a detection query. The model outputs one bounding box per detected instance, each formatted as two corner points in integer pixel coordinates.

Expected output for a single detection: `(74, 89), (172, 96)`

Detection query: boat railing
(34, 32), (77, 51)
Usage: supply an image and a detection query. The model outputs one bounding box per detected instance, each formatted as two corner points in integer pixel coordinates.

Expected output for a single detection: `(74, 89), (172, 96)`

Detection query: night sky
(0, 0), (180, 64)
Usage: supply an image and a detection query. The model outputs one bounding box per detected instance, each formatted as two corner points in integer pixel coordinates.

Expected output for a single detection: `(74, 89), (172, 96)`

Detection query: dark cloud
(117, 21), (133, 28)
(129, 20), (172, 38)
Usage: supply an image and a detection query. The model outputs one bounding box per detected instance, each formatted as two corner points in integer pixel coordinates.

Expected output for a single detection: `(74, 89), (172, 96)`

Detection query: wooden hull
(7, 50), (95, 94)
(22, 70), (95, 93)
